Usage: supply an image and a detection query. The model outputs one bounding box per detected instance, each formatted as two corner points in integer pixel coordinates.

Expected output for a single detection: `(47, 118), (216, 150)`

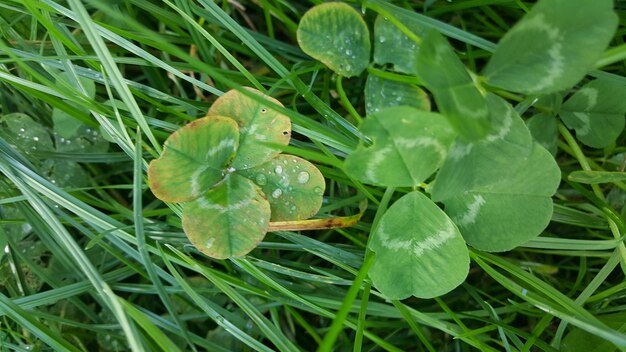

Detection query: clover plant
(0, 73), (108, 188)
(297, 0), (620, 299)
(148, 88), (325, 259)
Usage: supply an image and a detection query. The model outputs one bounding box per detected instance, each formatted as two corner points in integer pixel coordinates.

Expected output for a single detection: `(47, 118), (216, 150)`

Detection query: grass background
(1, 0), (626, 351)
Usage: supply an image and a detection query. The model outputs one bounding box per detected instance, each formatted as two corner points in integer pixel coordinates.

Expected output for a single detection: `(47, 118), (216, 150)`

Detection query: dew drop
(19, 128), (25, 132)
(379, 36), (386, 43)
(314, 187), (324, 195)
(255, 173), (267, 186)
(271, 189), (282, 198)
(32, 136), (39, 141)
(297, 171), (310, 184)
(274, 165), (283, 174)
(345, 49), (352, 56)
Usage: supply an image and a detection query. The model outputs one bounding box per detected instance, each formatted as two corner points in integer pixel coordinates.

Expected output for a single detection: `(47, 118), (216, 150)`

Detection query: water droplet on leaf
(272, 189), (283, 198)
(297, 171), (310, 184)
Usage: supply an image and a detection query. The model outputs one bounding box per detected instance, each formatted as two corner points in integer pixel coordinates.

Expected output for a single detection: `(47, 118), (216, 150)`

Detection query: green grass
(1, 0), (626, 351)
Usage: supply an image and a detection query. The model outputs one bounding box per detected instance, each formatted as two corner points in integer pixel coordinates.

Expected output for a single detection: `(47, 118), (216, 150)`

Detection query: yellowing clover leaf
(148, 88), (325, 259)
(239, 155), (325, 221)
(148, 116), (239, 203)
(183, 175), (271, 259)
(207, 87), (291, 170)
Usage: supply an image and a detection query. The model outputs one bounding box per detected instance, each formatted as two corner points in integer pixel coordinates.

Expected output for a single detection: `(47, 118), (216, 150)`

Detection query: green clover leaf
(559, 78), (626, 149)
(372, 15), (424, 75)
(297, 2), (370, 77)
(416, 30), (491, 141)
(369, 191), (469, 299)
(364, 75), (430, 116)
(484, 0), (617, 95)
(344, 106), (455, 187)
(148, 88), (325, 259)
(431, 95), (561, 251)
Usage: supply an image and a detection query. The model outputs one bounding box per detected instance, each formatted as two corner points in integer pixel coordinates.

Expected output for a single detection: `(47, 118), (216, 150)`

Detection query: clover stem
(267, 200), (367, 232)
(559, 122), (626, 274)
(336, 75), (363, 125)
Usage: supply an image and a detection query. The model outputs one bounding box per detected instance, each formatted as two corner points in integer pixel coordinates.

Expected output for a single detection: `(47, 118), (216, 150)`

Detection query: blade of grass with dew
(65, 0), (159, 153)
(171, 246), (301, 352)
(472, 251), (626, 347)
(118, 298), (182, 352)
(160, 245), (274, 352)
(0, 157), (144, 352)
(0, 293), (81, 352)
(133, 130), (197, 350)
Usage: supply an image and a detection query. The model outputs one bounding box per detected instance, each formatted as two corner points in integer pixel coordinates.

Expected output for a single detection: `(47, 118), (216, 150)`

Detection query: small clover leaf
(53, 73), (97, 139)
(148, 115), (239, 203)
(364, 75), (430, 115)
(183, 174), (271, 259)
(239, 155), (325, 221)
(53, 109), (109, 153)
(207, 87), (291, 170)
(0, 112), (101, 188)
(148, 88), (327, 259)
(559, 78), (626, 148)
(0, 113), (54, 153)
(297, 2), (370, 77)
(372, 15), (424, 75)
(344, 106), (455, 187)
